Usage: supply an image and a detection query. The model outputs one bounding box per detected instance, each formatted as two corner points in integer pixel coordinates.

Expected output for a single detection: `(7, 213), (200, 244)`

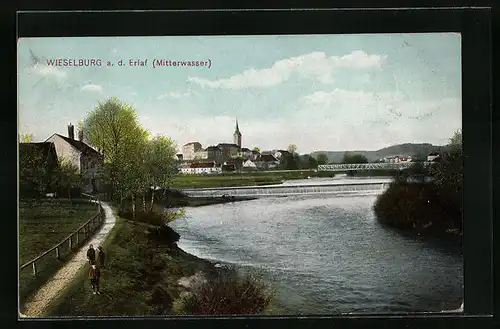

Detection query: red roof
(189, 162), (216, 168)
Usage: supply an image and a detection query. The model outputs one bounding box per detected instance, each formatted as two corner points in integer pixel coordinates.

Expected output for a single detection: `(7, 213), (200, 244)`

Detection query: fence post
(56, 246), (60, 260)
(32, 262), (36, 276)
(76, 230), (79, 244)
(69, 236), (72, 249)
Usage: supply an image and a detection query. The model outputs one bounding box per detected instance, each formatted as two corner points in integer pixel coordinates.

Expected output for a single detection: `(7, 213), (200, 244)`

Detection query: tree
(84, 97), (144, 206)
(19, 133), (33, 143)
(144, 135), (178, 212)
(84, 97), (141, 164)
(316, 153), (329, 165)
(430, 129), (463, 194)
(298, 154), (317, 169)
(19, 145), (49, 196)
(342, 152), (368, 164)
(77, 120), (85, 141)
(54, 158), (82, 204)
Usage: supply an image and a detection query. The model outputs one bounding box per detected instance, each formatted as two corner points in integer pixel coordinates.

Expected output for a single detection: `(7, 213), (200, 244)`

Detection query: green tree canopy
(342, 152), (368, 164)
(316, 153), (329, 165)
(53, 158), (82, 203)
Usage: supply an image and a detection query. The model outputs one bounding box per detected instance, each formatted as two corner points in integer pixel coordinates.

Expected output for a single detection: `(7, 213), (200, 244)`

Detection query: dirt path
(20, 202), (117, 318)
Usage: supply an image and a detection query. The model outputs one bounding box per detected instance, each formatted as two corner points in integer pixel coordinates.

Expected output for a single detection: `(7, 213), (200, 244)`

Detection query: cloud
(157, 91), (192, 100)
(29, 64), (67, 79)
(188, 50), (387, 89)
(137, 89), (460, 154)
(81, 84), (103, 92)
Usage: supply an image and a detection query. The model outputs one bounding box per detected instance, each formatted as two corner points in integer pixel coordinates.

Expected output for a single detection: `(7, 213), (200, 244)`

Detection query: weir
(181, 181), (392, 198)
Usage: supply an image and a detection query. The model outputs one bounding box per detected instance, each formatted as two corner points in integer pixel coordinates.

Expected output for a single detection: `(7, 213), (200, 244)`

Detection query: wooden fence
(19, 193), (104, 276)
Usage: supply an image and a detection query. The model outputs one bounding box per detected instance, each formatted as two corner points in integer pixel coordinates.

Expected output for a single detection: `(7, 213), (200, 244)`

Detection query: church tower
(233, 119), (242, 148)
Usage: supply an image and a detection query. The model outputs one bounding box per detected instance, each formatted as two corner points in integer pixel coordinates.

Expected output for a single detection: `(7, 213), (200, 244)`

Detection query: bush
(172, 270), (273, 315)
(373, 182), (460, 233)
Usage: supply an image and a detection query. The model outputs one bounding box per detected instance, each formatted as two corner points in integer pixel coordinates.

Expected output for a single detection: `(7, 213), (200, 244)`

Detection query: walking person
(89, 264), (101, 295)
(97, 246), (105, 268)
(87, 244), (96, 265)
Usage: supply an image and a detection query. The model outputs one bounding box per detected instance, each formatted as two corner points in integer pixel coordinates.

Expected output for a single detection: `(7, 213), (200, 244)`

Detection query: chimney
(78, 129), (84, 141)
(68, 123), (75, 140)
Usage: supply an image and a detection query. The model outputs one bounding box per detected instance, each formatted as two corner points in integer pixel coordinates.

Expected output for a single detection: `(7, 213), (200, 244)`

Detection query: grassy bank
(373, 182), (462, 239)
(45, 208), (274, 316)
(170, 170), (336, 189)
(19, 198), (100, 305)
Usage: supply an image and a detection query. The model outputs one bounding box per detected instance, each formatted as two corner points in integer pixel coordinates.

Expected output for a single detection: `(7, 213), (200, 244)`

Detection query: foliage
(401, 162), (429, 182)
(143, 135), (178, 210)
(83, 97), (177, 217)
(429, 129), (462, 194)
(19, 144), (55, 196)
(374, 130), (463, 235)
(172, 270), (273, 315)
(19, 133), (33, 143)
(373, 182), (460, 233)
(316, 153), (329, 165)
(84, 97), (142, 163)
(252, 147), (260, 152)
(53, 158), (83, 201)
(287, 144), (297, 155)
(342, 152), (368, 164)
(297, 154), (318, 169)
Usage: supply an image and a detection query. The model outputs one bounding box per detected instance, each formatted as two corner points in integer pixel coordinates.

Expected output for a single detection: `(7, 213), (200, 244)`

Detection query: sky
(17, 33), (461, 154)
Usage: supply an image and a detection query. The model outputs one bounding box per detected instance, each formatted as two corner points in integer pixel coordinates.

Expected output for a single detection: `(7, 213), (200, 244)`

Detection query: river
(168, 177), (463, 315)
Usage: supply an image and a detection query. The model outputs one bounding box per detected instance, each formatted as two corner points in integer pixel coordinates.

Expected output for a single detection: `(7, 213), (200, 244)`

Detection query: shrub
(373, 182), (460, 233)
(172, 270), (273, 315)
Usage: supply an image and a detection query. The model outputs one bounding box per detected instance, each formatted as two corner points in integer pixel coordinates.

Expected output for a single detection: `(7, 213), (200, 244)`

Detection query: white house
(45, 124), (104, 193)
(427, 153), (440, 162)
(180, 161), (222, 175)
(242, 159), (257, 170)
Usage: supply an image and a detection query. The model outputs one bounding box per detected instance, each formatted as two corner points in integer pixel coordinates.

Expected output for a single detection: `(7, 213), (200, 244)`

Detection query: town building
(239, 147), (253, 160)
(242, 159), (257, 170)
(255, 154), (280, 170)
(217, 143), (240, 162)
(182, 142), (203, 161)
(427, 153), (440, 162)
(250, 149), (260, 161)
(179, 161), (222, 174)
(206, 146), (223, 164)
(45, 124), (104, 193)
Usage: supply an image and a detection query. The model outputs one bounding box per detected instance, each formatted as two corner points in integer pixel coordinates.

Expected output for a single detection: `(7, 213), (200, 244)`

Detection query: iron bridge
(318, 162), (431, 172)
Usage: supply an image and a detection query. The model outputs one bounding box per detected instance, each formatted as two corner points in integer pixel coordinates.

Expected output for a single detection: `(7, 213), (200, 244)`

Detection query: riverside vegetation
(373, 130), (463, 240)
(43, 97), (274, 316)
(46, 203), (274, 316)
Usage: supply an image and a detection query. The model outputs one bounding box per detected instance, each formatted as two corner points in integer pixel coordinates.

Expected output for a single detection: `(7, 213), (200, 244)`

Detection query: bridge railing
(19, 193), (104, 277)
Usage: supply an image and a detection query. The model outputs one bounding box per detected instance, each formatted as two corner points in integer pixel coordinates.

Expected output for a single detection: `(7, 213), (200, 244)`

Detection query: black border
(12, 6), (496, 329)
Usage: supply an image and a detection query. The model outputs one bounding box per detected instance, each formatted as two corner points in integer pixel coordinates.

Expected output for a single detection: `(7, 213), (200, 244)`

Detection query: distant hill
(310, 143), (448, 163)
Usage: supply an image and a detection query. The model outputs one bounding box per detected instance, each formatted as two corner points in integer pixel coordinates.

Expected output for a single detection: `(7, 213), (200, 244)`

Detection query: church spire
(235, 119), (240, 134)
(233, 118), (242, 147)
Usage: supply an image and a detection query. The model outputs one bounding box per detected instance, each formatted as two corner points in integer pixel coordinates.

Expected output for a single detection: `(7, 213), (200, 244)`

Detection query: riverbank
(170, 170), (336, 189)
(44, 207), (274, 317)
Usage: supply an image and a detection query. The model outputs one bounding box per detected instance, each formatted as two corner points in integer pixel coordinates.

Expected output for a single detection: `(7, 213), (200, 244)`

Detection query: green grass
(170, 170), (336, 189)
(44, 212), (213, 317)
(45, 208), (274, 317)
(19, 198), (100, 307)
